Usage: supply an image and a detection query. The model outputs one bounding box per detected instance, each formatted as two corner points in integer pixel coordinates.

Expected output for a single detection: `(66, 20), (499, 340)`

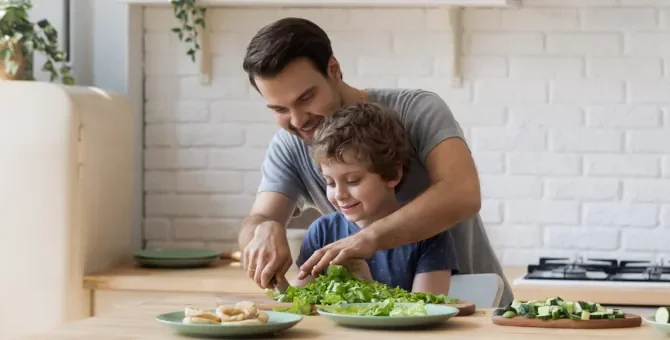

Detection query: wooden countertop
(84, 259), (280, 294)
(16, 295), (664, 339)
(84, 259), (670, 306)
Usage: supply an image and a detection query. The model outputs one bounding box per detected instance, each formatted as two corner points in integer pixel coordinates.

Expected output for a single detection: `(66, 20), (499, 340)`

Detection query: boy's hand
(342, 259), (373, 281)
(299, 231), (378, 278)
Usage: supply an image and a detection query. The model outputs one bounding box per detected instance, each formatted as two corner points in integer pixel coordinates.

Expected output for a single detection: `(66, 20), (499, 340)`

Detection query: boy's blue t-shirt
(296, 212), (460, 291)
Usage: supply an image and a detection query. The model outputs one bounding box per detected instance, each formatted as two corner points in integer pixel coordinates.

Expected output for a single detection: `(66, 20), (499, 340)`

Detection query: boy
(290, 103), (459, 294)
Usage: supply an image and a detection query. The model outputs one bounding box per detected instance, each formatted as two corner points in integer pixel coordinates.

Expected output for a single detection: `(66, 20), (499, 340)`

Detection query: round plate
(317, 303), (459, 329)
(134, 256), (218, 269)
(134, 248), (219, 260)
(156, 310), (304, 337)
(642, 315), (670, 336)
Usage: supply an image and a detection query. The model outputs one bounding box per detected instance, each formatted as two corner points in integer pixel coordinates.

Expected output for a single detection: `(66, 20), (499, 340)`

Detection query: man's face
(253, 57), (343, 143)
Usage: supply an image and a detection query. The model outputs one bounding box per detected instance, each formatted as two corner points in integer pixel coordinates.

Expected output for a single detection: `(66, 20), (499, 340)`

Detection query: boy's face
(253, 57), (344, 143)
(321, 152), (401, 226)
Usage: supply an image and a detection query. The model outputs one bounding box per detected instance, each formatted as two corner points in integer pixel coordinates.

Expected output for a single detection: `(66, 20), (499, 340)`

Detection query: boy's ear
(387, 163), (404, 189)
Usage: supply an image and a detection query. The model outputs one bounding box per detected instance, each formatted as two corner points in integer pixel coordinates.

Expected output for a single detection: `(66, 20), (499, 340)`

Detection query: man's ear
(387, 163), (404, 189)
(327, 56), (343, 81)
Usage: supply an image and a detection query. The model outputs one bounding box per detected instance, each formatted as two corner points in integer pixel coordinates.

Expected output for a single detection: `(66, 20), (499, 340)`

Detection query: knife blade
(270, 276), (290, 294)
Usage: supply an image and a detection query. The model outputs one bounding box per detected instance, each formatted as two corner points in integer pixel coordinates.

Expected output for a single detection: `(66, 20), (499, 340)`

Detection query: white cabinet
(0, 82), (136, 339)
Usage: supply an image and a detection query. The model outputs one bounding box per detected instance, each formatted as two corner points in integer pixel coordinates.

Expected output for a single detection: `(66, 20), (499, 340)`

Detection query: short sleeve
(415, 230), (460, 275)
(295, 218), (328, 268)
(401, 91), (467, 164)
(258, 131), (307, 202)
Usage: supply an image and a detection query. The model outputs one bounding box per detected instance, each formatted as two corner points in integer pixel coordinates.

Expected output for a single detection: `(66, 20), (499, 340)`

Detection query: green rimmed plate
(134, 249), (219, 268)
(135, 248), (219, 259)
(134, 256), (218, 268)
(316, 302), (459, 329)
(156, 310), (304, 337)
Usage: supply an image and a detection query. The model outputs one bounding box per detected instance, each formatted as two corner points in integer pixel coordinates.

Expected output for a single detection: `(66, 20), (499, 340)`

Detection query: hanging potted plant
(0, 0), (74, 84)
(170, 0), (206, 62)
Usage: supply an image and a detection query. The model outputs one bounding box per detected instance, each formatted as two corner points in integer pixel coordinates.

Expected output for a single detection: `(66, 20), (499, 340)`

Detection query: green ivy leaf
(169, 0), (206, 63)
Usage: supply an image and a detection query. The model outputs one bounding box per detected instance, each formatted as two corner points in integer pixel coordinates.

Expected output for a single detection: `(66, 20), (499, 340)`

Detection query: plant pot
(0, 41), (26, 80)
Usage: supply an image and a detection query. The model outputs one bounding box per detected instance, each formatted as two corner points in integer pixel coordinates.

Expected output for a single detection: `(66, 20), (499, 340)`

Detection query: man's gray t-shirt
(257, 88), (514, 307)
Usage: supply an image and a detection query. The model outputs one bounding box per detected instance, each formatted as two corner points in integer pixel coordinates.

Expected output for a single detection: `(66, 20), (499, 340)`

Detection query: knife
(270, 276), (290, 294)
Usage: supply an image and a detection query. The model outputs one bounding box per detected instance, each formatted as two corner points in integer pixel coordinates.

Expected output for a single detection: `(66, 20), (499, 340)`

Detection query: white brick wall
(142, 1), (670, 265)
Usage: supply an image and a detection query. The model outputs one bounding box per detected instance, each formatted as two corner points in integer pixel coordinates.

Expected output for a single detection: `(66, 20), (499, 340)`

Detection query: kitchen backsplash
(142, 0), (670, 265)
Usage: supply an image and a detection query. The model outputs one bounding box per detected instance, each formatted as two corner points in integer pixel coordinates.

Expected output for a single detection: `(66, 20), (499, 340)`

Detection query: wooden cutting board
(491, 314), (642, 329)
(216, 294), (476, 316)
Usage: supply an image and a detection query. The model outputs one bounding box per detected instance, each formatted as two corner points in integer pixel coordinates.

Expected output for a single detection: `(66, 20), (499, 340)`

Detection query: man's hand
(242, 220), (293, 289)
(297, 231), (378, 279)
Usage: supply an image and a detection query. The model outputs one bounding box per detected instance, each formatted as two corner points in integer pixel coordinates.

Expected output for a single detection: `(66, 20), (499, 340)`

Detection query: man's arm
(240, 131), (310, 288)
(362, 90), (480, 250)
(299, 91), (480, 275)
(362, 136), (480, 250)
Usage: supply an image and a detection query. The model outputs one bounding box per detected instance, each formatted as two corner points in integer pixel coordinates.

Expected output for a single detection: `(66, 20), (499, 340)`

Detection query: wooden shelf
(123, 0), (519, 7)
(123, 0), (521, 87)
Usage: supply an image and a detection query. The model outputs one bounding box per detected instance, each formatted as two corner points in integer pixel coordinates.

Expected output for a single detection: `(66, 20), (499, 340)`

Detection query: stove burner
(644, 266), (662, 280)
(523, 256), (670, 282)
(552, 265), (587, 278)
(550, 257), (589, 278)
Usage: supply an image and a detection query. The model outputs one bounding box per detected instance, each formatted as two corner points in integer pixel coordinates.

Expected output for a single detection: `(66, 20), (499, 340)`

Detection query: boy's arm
(411, 230), (460, 295)
(412, 270), (452, 295)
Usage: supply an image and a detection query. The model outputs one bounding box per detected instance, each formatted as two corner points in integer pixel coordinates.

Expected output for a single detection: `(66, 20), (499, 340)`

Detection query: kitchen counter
(84, 258), (273, 295)
(16, 294), (664, 339)
(84, 260), (670, 307)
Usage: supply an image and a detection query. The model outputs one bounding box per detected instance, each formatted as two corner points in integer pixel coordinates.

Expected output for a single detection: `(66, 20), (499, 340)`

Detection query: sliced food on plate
(156, 301), (304, 337)
(316, 298), (460, 329)
(491, 296), (642, 329)
(183, 301), (270, 325)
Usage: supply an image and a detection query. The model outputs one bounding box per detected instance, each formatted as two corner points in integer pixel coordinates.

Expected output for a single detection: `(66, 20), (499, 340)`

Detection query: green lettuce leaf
(270, 265), (458, 315)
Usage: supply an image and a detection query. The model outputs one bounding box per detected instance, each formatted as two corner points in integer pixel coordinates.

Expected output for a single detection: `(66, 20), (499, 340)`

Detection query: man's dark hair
(242, 17), (334, 90)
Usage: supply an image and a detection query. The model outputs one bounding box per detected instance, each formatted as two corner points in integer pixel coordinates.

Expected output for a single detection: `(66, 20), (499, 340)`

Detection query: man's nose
(290, 110), (309, 129)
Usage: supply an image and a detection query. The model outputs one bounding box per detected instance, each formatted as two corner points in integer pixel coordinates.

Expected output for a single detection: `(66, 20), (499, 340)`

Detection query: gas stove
(522, 256), (670, 283)
(511, 257), (670, 306)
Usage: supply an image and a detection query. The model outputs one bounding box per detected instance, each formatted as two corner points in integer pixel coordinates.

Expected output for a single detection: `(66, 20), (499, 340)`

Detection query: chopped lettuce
(269, 265), (458, 315)
(320, 299), (428, 317)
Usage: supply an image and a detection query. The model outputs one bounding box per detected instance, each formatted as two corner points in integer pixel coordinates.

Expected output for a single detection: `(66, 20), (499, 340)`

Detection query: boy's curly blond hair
(310, 102), (412, 181)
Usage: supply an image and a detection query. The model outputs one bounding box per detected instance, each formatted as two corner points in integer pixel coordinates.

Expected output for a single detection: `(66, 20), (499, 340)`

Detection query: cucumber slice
(503, 311), (517, 318)
(656, 307), (670, 324)
(573, 302), (583, 313)
(590, 312), (605, 320)
(537, 306), (551, 316)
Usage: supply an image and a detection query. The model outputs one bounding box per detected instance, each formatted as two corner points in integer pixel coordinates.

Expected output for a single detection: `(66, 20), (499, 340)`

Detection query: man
(237, 17), (513, 307)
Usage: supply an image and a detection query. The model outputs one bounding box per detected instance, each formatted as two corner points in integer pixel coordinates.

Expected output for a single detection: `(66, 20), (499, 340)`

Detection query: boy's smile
(321, 152), (401, 228)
